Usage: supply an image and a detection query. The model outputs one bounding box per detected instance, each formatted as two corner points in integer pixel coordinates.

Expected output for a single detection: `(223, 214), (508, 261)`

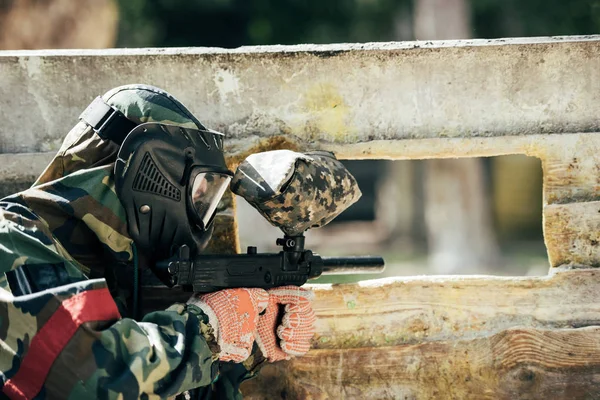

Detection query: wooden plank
(1, 134), (600, 269)
(242, 327), (600, 400)
(322, 133), (600, 268)
(544, 202), (600, 268)
(307, 270), (600, 349)
(240, 269), (600, 399)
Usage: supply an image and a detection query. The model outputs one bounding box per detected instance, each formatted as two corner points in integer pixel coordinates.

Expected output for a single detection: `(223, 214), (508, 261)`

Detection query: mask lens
(191, 172), (231, 229)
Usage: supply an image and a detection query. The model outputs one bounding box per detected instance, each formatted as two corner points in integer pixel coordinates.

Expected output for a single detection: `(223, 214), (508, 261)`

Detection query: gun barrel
(320, 256), (385, 275)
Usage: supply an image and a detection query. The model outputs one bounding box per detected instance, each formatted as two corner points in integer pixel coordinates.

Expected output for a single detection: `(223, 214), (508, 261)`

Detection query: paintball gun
(155, 149), (385, 293)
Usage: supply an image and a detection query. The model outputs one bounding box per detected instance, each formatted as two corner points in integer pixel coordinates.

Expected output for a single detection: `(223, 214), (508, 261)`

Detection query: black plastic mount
(274, 235), (305, 271)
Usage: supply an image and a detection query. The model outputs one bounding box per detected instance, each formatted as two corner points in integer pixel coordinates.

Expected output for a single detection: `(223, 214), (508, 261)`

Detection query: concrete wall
(1, 36), (599, 154)
(1, 36), (600, 267)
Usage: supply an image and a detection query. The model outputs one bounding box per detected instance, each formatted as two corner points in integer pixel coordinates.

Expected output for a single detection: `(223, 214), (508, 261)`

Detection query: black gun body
(156, 238), (385, 293)
(181, 253), (315, 293)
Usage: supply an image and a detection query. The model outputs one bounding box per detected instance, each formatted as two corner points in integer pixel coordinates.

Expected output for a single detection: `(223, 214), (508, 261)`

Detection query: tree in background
(0, 0), (118, 49)
(414, 0), (501, 273)
(472, 0), (600, 38)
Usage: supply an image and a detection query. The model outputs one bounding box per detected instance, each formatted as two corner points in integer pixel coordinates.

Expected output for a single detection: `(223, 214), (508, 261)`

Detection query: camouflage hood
(35, 84), (206, 185)
(11, 84), (207, 277)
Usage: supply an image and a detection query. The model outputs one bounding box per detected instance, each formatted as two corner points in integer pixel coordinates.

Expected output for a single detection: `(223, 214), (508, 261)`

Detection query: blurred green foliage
(472, 0), (600, 38)
(115, 0), (410, 47)
(115, 0), (600, 48)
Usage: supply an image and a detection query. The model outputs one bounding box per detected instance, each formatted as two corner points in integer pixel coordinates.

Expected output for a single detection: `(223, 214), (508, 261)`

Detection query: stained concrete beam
(0, 36), (599, 154)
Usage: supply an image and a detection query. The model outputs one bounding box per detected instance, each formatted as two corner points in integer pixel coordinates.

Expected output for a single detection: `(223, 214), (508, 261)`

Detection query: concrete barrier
(1, 36), (599, 154)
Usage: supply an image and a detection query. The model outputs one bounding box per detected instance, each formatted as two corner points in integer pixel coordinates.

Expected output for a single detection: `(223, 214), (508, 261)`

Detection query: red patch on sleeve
(3, 288), (121, 400)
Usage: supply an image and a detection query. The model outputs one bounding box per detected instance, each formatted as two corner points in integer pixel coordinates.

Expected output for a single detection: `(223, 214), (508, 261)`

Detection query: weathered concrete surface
(0, 152), (54, 197)
(1, 36), (599, 153)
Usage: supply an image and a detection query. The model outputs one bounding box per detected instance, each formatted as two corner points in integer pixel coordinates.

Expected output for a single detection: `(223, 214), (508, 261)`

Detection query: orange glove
(255, 286), (316, 362)
(188, 288), (269, 363)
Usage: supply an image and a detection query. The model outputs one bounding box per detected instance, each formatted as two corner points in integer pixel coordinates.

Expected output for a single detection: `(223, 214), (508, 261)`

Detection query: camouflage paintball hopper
(230, 150), (362, 236)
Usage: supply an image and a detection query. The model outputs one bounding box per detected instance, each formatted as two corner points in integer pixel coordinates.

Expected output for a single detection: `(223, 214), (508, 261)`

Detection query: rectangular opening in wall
(235, 155), (546, 282)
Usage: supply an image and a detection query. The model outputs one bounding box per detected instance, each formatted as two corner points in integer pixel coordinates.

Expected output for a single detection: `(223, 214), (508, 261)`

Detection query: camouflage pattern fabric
(34, 84), (206, 186)
(231, 150), (362, 236)
(0, 85), (259, 399)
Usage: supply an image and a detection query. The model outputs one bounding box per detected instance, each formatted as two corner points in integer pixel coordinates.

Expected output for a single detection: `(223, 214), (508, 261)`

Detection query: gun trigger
(179, 245), (191, 259)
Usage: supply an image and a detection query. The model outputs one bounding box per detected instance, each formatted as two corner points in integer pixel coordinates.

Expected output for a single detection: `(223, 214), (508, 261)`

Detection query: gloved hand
(188, 288), (269, 363)
(255, 286), (316, 362)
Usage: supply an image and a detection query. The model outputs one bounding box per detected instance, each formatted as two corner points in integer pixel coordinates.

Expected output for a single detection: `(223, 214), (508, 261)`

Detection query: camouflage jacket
(0, 120), (260, 398)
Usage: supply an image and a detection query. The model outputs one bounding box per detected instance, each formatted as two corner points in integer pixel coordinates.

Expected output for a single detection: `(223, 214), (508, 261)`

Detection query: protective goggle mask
(189, 170), (232, 230)
(113, 122), (233, 262)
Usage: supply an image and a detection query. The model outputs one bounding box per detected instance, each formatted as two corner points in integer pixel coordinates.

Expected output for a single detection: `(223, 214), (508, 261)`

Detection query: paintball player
(0, 84), (316, 399)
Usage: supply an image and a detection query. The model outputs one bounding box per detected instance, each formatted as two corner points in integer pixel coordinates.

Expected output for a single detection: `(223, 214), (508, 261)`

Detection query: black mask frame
(114, 122), (232, 275)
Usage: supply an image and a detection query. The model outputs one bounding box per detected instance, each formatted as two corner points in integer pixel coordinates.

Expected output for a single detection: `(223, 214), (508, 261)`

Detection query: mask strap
(79, 96), (137, 145)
